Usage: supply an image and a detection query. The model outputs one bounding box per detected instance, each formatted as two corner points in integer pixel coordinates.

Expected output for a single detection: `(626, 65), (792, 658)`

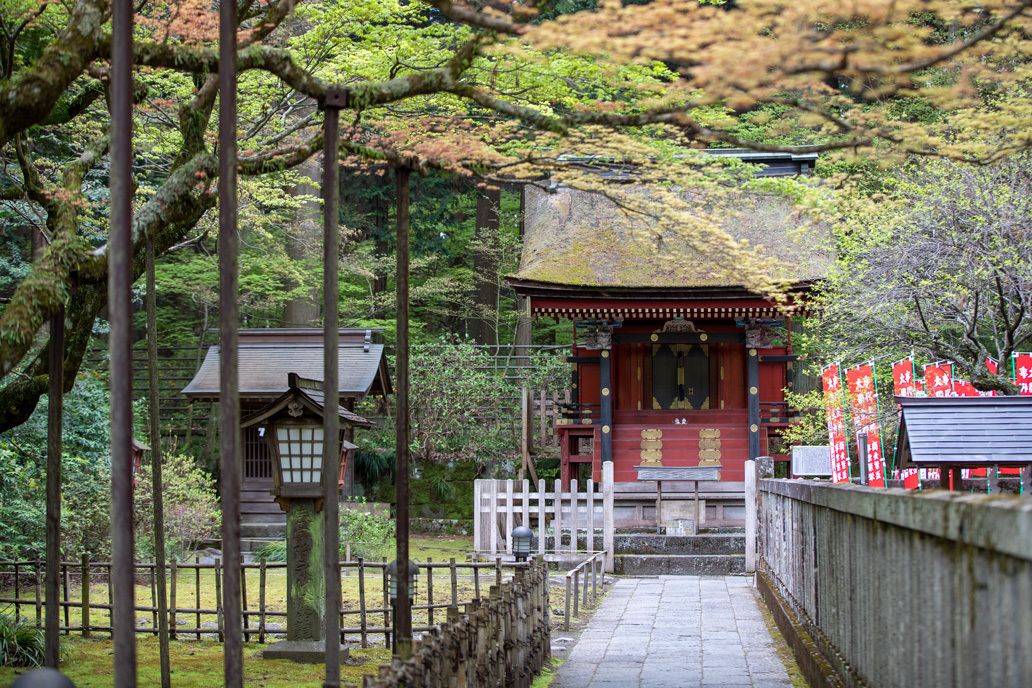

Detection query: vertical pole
(600, 349), (612, 464)
(218, 0), (242, 679)
(395, 166), (412, 658)
(322, 105), (341, 688)
(45, 307), (64, 668)
(81, 553), (90, 639)
(603, 462), (614, 573)
(147, 242), (171, 688)
(745, 460), (757, 574)
(747, 346), (759, 461)
(858, 433), (870, 486)
(109, 0), (136, 680)
(537, 479), (546, 558)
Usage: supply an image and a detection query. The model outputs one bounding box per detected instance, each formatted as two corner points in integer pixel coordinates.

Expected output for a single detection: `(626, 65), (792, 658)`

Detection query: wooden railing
(474, 463), (615, 572)
(564, 551), (606, 631)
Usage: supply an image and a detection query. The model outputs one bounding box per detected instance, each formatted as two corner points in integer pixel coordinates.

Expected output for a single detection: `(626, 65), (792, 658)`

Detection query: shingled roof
(894, 396), (1032, 467)
(511, 151), (833, 293)
(181, 328), (391, 402)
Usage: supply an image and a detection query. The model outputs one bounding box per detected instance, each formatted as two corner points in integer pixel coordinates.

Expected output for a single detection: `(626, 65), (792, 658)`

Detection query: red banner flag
(954, 379), (980, 397)
(822, 365), (851, 484)
(845, 364), (885, 487)
(1015, 353), (1032, 396)
(892, 358), (918, 397)
(924, 362), (954, 398)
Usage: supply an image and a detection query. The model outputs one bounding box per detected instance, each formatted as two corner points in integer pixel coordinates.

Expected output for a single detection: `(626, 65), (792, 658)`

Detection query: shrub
(0, 614), (44, 667)
(340, 502), (395, 561)
(134, 453), (221, 560)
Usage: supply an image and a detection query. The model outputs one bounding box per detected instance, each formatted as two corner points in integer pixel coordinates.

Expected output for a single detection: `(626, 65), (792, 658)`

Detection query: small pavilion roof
(182, 328), (391, 402)
(894, 396), (1032, 467)
(240, 373), (372, 429)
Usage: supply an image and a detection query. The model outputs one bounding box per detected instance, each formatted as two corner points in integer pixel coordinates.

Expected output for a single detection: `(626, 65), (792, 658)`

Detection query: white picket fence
(474, 463), (614, 572)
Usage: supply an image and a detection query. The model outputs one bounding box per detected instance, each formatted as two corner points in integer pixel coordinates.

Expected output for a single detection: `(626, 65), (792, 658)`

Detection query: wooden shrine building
(182, 328), (391, 530)
(509, 150), (831, 527)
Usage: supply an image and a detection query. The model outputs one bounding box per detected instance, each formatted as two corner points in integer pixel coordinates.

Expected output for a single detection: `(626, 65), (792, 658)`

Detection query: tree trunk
(469, 186), (500, 345)
(282, 160), (322, 327)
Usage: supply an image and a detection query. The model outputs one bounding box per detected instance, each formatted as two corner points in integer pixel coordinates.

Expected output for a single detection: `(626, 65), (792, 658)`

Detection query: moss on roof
(515, 184), (834, 289)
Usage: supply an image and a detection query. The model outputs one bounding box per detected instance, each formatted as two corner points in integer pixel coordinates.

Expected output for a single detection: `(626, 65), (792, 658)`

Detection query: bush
(0, 614), (44, 667)
(134, 453), (221, 560)
(251, 502), (395, 563)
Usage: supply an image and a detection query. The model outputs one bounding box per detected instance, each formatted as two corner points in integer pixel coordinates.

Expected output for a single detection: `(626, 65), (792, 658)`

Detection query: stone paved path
(553, 576), (793, 688)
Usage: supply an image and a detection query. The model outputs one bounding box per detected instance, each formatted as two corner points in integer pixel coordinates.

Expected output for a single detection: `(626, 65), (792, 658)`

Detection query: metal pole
(219, 0), (242, 682)
(394, 166), (412, 658)
(322, 105), (341, 687)
(110, 0), (136, 682)
(45, 307), (63, 668)
(147, 242), (171, 688)
(858, 433), (870, 486)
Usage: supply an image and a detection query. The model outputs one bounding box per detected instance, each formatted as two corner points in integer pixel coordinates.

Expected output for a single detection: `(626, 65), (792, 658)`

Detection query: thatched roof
(513, 183), (833, 291)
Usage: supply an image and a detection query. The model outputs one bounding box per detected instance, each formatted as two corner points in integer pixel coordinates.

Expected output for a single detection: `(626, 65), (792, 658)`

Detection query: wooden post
(195, 556), (202, 640)
(169, 558), (177, 641)
(563, 576), (571, 631)
(586, 479), (595, 555)
(603, 462), (614, 573)
(473, 480), (482, 554)
(214, 558), (224, 642)
(745, 460), (757, 574)
(63, 562), (71, 634)
(522, 479), (530, 529)
(149, 564), (157, 635)
(540, 390), (547, 447)
(473, 563), (480, 599)
(570, 479), (579, 554)
(241, 562), (249, 642)
(34, 557), (42, 627)
(600, 350), (612, 463)
(573, 570), (579, 617)
(258, 559), (266, 644)
(81, 553), (91, 639)
(489, 481), (499, 556)
(505, 480), (514, 555)
(358, 558), (367, 648)
(520, 387), (530, 479)
(427, 557), (434, 626)
(382, 558), (390, 648)
(537, 479), (546, 557)
(449, 559), (458, 607)
(747, 345), (760, 460)
(554, 478), (563, 554)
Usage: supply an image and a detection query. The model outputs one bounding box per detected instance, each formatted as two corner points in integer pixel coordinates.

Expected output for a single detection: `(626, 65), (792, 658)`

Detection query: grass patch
(0, 636), (391, 687)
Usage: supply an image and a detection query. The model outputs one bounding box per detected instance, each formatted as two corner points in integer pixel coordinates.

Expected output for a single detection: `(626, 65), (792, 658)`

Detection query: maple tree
(2, 0), (1032, 432)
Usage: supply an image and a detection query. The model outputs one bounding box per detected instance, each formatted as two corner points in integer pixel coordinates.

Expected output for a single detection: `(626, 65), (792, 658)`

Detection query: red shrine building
(509, 150), (832, 526)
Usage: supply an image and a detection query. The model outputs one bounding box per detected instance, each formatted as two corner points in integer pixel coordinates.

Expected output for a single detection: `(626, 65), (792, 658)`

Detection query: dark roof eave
(506, 276), (821, 301)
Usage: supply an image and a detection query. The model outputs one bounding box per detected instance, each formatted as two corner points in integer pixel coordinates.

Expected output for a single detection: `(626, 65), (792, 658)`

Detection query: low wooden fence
(474, 463), (614, 572)
(758, 480), (1032, 688)
(563, 551), (606, 631)
(360, 558), (550, 688)
(0, 555), (525, 648)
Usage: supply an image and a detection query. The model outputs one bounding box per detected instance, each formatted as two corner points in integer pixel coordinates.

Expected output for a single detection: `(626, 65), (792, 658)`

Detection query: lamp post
(512, 526), (534, 563)
(243, 373), (369, 664)
(386, 559), (419, 656)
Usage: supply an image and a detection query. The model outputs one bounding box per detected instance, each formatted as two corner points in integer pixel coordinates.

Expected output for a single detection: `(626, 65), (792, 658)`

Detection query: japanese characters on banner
(953, 379), (981, 397)
(845, 364), (885, 487)
(821, 364), (851, 483)
(891, 357), (920, 488)
(1014, 353), (1032, 395)
(923, 362), (955, 397)
(892, 358), (918, 397)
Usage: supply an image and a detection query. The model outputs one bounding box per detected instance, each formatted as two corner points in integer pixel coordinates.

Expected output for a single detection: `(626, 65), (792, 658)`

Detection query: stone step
(615, 554), (746, 576)
(241, 522), (286, 540)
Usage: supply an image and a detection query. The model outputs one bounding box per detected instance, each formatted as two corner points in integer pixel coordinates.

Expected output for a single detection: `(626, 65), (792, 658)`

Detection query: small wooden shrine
(509, 150), (831, 526)
(182, 328), (391, 517)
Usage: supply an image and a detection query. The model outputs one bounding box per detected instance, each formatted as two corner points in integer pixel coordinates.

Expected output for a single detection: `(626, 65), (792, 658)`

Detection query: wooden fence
(359, 558), (551, 688)
(474, 463), (614, 572)
(0, 555), (527, 648)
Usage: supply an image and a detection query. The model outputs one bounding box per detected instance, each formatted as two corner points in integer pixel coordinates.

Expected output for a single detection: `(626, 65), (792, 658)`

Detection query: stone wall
(759, 480), (1032, 688)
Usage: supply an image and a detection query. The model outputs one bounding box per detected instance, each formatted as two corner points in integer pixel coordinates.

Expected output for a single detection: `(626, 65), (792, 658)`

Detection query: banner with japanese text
(892, 358), (918, 397)
(924, 362), (955, 397)
(954, 379), (980, 397)
(1015, 353), (1032, 396)
(845, 364), (885, 487)
(822, 364), (851, 483)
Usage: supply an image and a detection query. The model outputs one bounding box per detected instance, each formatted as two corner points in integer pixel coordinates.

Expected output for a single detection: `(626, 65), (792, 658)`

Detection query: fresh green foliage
(133, 453), (221, 560)
(340, 500), (397, 561)
(0, 614), (44, 668)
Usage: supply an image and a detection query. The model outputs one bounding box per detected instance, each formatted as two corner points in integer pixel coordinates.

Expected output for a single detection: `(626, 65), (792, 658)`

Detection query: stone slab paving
(553, 576), (793, 688)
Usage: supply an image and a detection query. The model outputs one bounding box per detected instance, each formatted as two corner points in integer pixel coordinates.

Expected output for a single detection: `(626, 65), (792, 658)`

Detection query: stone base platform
(262, 640), (350, 664)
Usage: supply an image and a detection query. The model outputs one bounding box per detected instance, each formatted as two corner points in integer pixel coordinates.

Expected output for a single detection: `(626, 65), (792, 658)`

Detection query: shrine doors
(651, 343), (710, 410)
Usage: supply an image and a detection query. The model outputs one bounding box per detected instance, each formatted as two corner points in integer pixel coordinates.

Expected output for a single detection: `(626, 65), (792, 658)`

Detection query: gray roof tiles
(894, 396), (1032, 466)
